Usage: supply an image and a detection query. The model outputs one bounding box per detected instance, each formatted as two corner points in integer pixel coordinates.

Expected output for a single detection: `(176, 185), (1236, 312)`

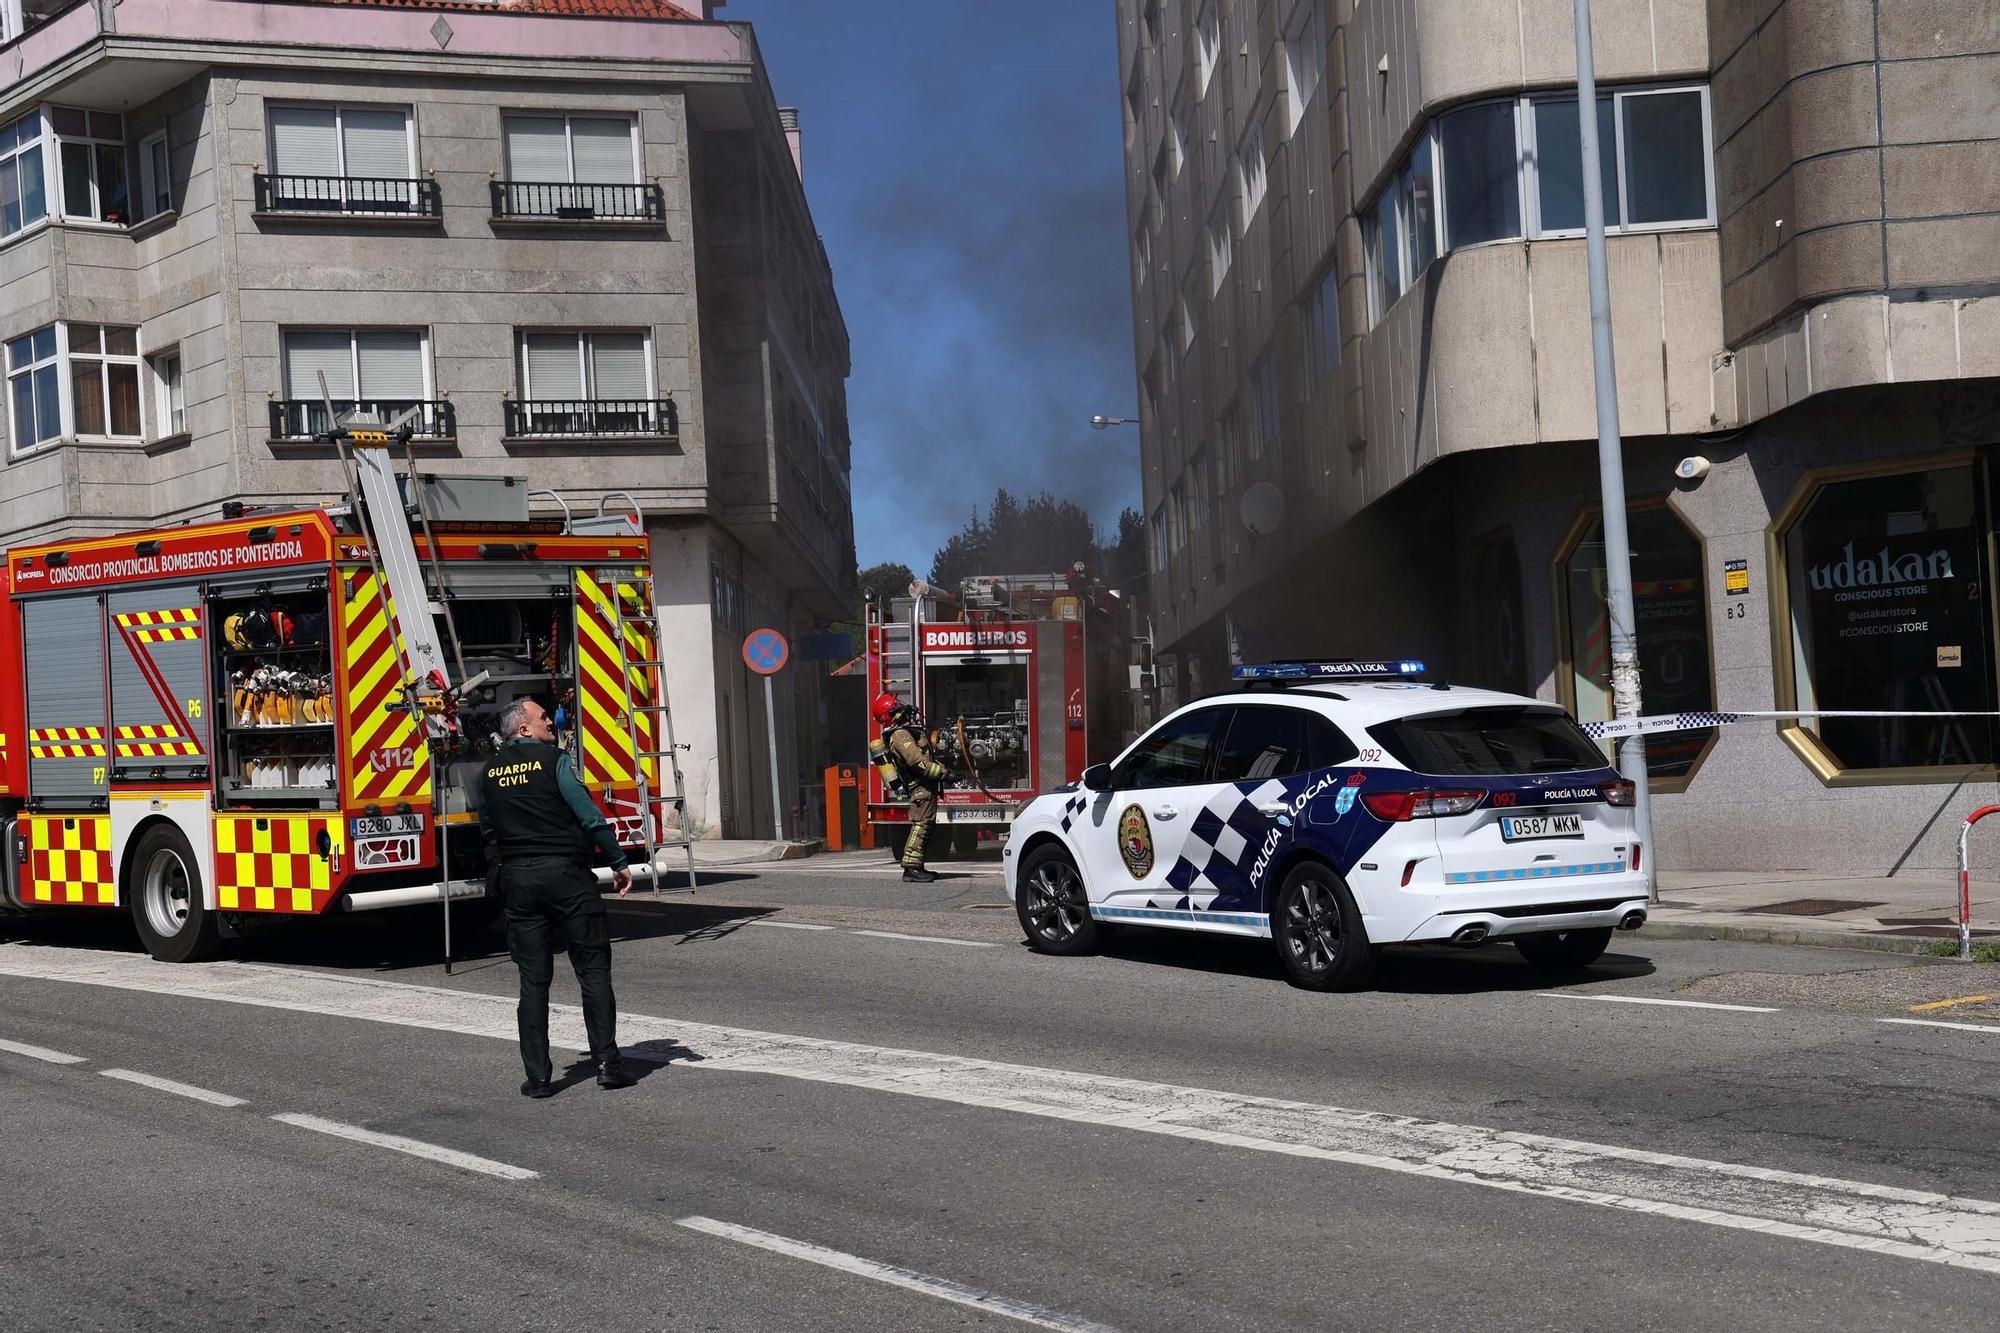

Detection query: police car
(1001, 660), (1650, 990)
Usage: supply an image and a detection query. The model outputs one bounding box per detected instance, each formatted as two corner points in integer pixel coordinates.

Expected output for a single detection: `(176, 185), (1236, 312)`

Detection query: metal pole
(1574, 0), (1656, 902)
(763, 673), (786, 841)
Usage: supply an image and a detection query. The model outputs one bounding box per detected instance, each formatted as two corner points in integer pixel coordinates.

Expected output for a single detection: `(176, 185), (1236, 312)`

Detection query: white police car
(1002, 660), (1650, 990)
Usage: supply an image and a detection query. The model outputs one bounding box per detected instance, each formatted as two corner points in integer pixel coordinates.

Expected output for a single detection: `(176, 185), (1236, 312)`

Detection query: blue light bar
(1231, 659), (1427, 682)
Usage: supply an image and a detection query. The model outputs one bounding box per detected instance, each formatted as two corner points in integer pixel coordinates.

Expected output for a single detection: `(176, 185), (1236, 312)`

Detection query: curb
(692, 839), (823, 867)
(1637, 919), (1953, 957)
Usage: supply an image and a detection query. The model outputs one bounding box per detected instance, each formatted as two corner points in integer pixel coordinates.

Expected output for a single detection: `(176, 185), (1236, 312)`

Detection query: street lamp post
(1574, 0), (1657, 901)
(1090, 415), (1137, 430)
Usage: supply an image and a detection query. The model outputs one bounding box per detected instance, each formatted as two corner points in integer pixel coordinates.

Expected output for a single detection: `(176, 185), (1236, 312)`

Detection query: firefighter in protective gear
(872, 692), (948, 883)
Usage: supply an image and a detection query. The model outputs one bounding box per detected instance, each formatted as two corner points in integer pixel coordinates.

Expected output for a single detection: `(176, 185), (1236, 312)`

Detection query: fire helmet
(870, 692), (905, 726)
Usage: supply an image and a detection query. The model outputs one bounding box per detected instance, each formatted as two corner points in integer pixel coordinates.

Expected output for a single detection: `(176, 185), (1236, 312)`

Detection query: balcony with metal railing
(503, 398), (680, 442)
(267, 399), (456, 442)
(489, 181), (665, 224)
(252, 174), (443, 223)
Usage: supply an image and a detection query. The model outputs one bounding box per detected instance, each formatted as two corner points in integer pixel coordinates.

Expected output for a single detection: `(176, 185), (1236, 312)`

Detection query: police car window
(1212, 706), (1360, 782)
(1368, 706), (1603, 776)
(1110, 708), (1224, 789)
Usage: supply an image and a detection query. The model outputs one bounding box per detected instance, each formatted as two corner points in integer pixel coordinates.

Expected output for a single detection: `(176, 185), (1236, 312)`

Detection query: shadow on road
(0, 878), (782, 978)
(1095, 927), (1656, 993)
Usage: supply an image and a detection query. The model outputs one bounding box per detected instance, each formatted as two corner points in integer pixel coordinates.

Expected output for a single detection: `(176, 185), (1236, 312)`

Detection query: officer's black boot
(597, 1054), (637, 1090)
(902, 863), (938, 883)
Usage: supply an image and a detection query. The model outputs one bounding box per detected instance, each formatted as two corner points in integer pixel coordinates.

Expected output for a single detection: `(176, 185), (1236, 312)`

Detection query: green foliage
(1922, 939), (2000, 962)
(928, 489), (1120, 590)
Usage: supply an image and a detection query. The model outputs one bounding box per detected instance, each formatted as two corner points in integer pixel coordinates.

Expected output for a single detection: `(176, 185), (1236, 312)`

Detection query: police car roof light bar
(1231, 659), (1427, 683)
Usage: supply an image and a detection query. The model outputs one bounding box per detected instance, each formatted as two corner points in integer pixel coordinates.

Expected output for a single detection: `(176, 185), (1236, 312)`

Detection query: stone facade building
(1116, 0), (2000, 874)
(0, 0), (855, 838)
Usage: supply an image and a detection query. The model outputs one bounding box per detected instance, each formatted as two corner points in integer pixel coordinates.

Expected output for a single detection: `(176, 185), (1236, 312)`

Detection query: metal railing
(489, 180), (664, 222)
(504, 398), (679, 438)
(253, 173), (442, 217)
(268, 398), (455, 440)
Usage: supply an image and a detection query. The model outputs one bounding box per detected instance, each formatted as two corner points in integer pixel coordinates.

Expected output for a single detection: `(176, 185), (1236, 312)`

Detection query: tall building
(1115, 0), (2000, 874)
(0, 0), (855, 838)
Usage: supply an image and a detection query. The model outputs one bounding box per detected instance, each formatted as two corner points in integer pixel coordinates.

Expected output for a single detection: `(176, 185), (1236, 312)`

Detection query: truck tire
(128, 822), (222, 963)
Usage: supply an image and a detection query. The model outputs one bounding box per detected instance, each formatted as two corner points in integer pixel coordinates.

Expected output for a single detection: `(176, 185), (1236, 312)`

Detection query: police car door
(1078, 705), (1228, 916)
(1180, 704), (1332, 915)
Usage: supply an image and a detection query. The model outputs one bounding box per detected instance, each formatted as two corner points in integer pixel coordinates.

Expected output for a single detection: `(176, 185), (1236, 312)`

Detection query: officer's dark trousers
(502, 856), (618, 1083)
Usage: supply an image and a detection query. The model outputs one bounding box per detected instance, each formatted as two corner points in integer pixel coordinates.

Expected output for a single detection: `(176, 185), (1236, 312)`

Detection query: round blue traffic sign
(743, 627), (790, 675)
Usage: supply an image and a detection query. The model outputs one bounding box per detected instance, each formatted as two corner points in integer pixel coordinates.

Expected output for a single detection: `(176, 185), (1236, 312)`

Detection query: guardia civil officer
(479, 697), (636, 1097)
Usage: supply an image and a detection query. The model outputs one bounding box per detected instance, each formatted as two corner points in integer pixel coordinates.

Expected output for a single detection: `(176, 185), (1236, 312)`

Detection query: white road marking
(0, 1035), (86, 1065)
(6, 946), (2000, 1273)
(676, 1216), (1118, 1332)
(849, 929), (996, 948)
(100, 1068), (247, 1108)
(271, 1112), (538, 1181)
(1538, 993), (1781, 1014)
(1879, 1018), (2000, 1037)
(742, 920), (837, 932)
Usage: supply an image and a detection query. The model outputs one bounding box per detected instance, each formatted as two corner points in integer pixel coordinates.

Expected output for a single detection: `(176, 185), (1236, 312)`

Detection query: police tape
(1579, 710), (2000, 741)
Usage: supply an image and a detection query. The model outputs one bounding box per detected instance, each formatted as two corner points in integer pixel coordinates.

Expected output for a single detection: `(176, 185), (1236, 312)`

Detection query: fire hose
(952, 716), (1020, 816)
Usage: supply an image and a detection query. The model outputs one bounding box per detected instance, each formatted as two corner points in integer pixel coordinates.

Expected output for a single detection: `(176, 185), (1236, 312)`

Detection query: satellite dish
(1241, 482), (1286, 537)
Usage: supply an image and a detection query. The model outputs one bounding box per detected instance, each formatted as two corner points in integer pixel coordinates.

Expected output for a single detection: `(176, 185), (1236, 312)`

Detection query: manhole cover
(1738, 898), (1886, 916)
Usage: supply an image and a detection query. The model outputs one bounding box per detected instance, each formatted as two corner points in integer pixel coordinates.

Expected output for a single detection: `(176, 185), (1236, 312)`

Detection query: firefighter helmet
(870, 692), (905, 726)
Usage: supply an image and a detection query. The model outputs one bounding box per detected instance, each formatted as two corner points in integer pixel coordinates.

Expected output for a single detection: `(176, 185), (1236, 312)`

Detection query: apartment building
(0, 0), (856, 838)
(1116, 0), (2000, 874)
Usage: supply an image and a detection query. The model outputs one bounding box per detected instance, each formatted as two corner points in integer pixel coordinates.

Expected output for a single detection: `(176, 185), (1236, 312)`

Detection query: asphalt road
(3, 849), (1999, 1331)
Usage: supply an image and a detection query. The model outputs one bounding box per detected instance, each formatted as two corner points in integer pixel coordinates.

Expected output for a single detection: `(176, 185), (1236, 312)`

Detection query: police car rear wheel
(129, 823), (221, 964)
(1016, 845), (1098, 955)
(1272, 864), (1374, 991)
(1513, 927), (1612, 972)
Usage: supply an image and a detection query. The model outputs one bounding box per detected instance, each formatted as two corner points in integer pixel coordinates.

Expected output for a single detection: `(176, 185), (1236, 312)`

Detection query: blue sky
(722, 1), (1140, 576)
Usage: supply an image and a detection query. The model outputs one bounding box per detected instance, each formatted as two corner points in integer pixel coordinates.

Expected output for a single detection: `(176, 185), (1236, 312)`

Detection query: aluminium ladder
(610, 572), (699, 894)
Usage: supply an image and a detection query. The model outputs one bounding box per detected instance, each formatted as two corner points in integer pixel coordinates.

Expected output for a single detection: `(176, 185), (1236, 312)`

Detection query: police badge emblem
(1117, 804), (1154, 878)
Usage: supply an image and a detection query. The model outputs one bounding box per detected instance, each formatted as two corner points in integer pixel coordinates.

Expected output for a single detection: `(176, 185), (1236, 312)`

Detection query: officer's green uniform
(478, 737), (630, 1085)
(887, 721), (947, 870)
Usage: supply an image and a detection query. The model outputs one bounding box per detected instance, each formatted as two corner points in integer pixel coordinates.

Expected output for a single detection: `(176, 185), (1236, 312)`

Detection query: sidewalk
(685, 838), (823, 867)
(1646, 869), (2000, 954)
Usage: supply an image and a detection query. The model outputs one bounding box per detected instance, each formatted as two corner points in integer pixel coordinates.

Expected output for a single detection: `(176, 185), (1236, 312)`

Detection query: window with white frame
(1234, 128), (1267, 231)
(149, 349), (184, 439)
(52, 106), (126, 223)
(1305, 265), (1341, 384)
(1364, 84), (1713, 324)
(267, 104), (416, 212)
(138, 130), (170, 219)
(1194, 5), (1220, 96)
(1249, 347), (1279, 461)
(6, 326), (59, 454)
(1168, 105), (1186, 178)
(513, 329), (660, 435)
(67, 324), (140, 438)
(1167, 480), (1186, 553)
(279, 328), (429, 436)
(1189, 446), (1211, 532)
(1176, 297), (1195, 354)
(1150, 504), (1168, 571)
(0, 111), (48, 239)
(1284, 2), (1325, 138)
(503, 114), (637, 184)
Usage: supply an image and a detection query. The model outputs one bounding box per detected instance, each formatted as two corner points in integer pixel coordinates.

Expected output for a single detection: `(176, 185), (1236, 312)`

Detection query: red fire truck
(863, 570), (1130, 853)
(0, 473), (680, 963)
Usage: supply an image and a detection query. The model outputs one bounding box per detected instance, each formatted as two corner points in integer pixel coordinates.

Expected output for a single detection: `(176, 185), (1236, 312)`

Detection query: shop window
(1778, 463), (1996, 775)
(1558, 503), (1717, 785)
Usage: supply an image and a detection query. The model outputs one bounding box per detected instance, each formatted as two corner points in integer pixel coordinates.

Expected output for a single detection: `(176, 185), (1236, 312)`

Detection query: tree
(928, 489), (1103, 589)
(858, 561), (915, 611)
(1102, 507), (1146, 590)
